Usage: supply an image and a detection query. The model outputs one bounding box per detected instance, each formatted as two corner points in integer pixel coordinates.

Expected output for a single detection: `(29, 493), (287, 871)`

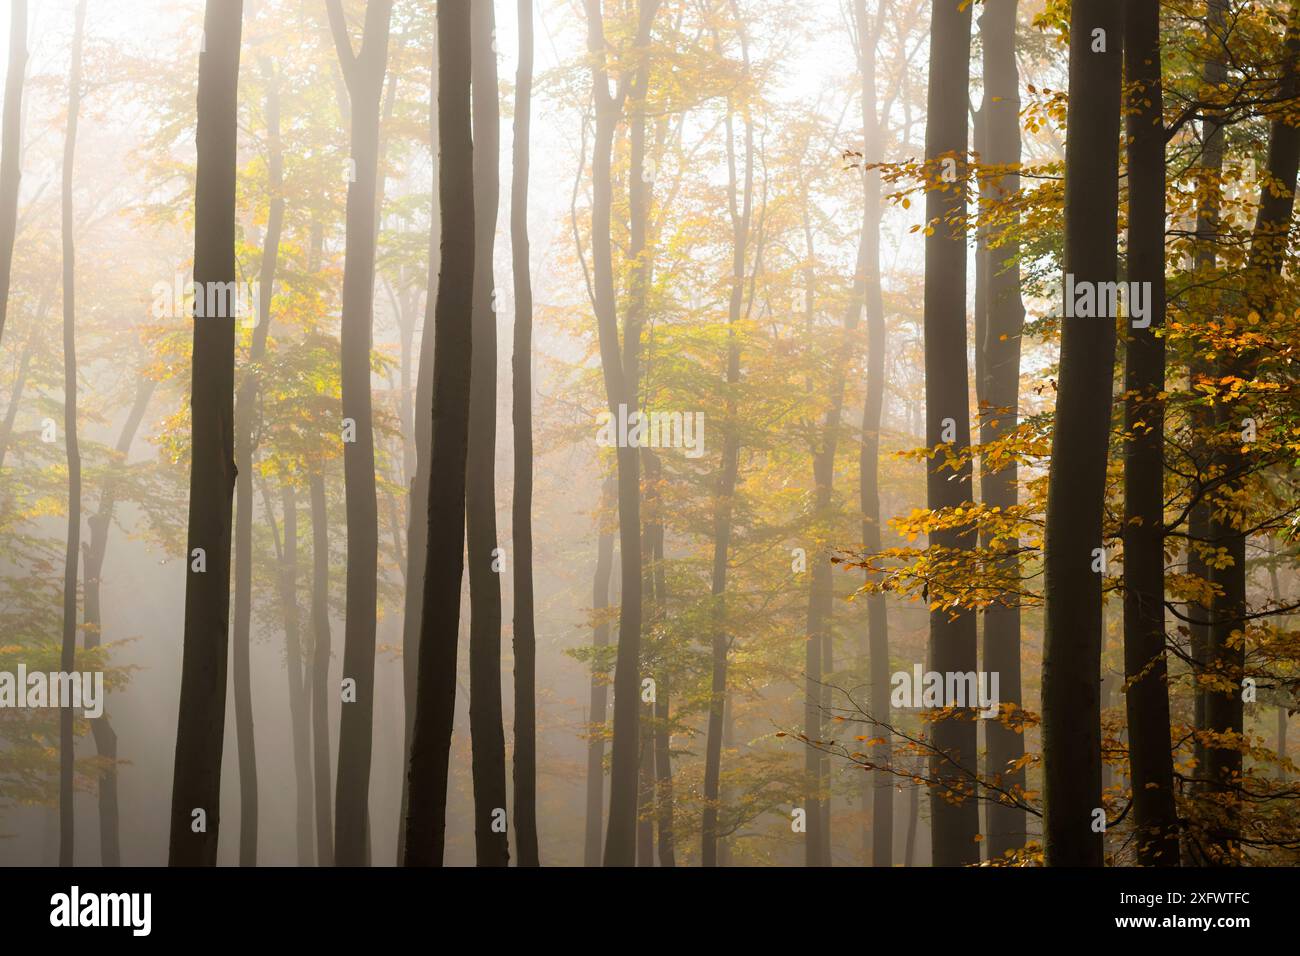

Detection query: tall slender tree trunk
(58, 0), (87, 868)
(397, 16), (440, 865)
(1205, 0), (1300, 864)
(309, 471), (334, 866)
(923, 0), (978, 867)
(1041, 0), (1122, 868)
(168, 0), (244, 867)
(403, 0), (474, 867)
(582, 0), (661, 868)
(1121, 0), (1179, 866)
(584, 479), (616, 866)
(511, 0), (540, 869)
(326, 0), (393, 867)
(850, 0), (891, 868)
(977, 0), (1027, 862)
(702, 23), (752, 866)
(1188, 0), (1227, 802)
(83, 377), (154, 866)
(466, 0), (509, 868)
(277, 483), (314, 866)
(0, 0), (25, 350)
(230, 54), (284, 868)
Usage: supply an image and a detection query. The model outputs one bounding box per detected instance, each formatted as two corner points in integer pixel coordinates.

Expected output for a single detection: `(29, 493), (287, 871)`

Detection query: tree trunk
(1121, 0), (1179, 866)
(326, 0), (393, 867)
(582, 0), (661, 868)
(309, 470), (334, 866)
(850, 0), (892, 869)
(0, 0), (25, 350)
(978, 0), (1027, 863)
(511, 0), (540, 869)
(584, 479), (616, 866)
(466, 0), (509, 868)
(403, 0), (474, 867)
(1205, 0), (1300, 863)
(58, 0), (87, 868)
(1041, 0), (1122, 868)
(923, 0), (978, 867)
(83, 377), (154, 866)
(231, 54), (284, 868)
(397, 15), (440, 865)
(168, 0), (243, 867)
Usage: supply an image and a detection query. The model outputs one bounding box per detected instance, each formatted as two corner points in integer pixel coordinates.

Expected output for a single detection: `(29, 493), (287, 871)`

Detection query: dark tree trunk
(582, 0), (661, 868)
(1121, 0), (1179, 866)
(923, 0), (978, 867)
(1188, 0), (1227, 799)
(1042, 0), (1122, 868)
(397, 16), (440, 865)
(977, 0), (1027, 862)
(584, 479), (616, 866)
(83, 377), (154, 866)
(0, 0), (25, 349)
(58, 0), (87, 868)
(403, 0), (474, 868)
(326, 0), (393, 867)
(466, 0), (509, 868)
(168, 0), (243, 867)
(309, 471), (334, 866)
(511, 0), (540, 868)
(231, 55), (284, 869)
(1206, 2), (1300, 863)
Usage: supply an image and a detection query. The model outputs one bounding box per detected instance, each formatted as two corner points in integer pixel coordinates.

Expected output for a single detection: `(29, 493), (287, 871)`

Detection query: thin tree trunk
(1188, 0), (1227, 799)
(1041, 0), (1122, 868)
(702, 20), (752, 865)
(584, 479), (616, 866)
(308, 471), (334, 866)
(82, 377), (154, 866)
(582, 0), (661, 868)
(403, 0), (474, 867)
(511, 0), (540, 868)
(58, 0), (87, 868)
(168, 0), (243, 866)
(923, 0), (978, 867)
(978, 0), (1027, 863)
(0, 0), (25, 349)
(230, 54), (284, 868)
(397, 16), (440, 865)
(466, 0), (509, 868)
(1121, 0), (1179, 866)
(850, 0), (891, 869)
(326, 0), (393, 867)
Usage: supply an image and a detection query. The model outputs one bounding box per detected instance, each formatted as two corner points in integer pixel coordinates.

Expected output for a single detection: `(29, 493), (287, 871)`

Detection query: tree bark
(584, 479), (616, 866)
(977, 0), (1027, 863)
(309, 470), (334, 866)
(511, 0), (540, 868)
(702, 17), (752, 866)
(168, 0), (243, 867)
(230, 54), (284, 868)
(326, 0), (393, 867)
(83, 377), (154, 866)
(466, 0), (509, 868)
(0, 0), (25, 350)
(582, 0), (661, 868)
(403, 0), (474, 867)
(1121, 0), (1179, 866)
(923, 0), (978, 867)
(397, 15), (440, 865)
(58, 0), (87, 868)
(1042, 0), (1122, 868)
